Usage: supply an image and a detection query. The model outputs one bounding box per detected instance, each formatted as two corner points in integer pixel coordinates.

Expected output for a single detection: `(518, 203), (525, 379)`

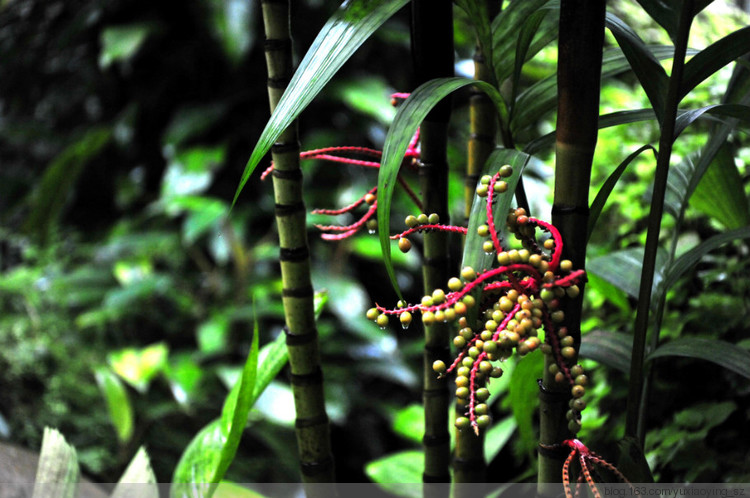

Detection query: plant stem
(260, 0), (335, 491)
(626, 0), (694, 445)
(538, 0), (605, 492)
(411, 0), (454, 486)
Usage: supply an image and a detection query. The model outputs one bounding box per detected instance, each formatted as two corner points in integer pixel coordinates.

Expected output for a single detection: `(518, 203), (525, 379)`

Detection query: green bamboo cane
(625, 0), (695, 445)
(538, 0), (605, 492)
(411, 0), (454, 485)
(260, 0), (335, 491)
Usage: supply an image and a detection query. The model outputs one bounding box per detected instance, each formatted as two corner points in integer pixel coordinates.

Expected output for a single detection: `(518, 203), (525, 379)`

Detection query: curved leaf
(681, 26), (750, 99)
(377, 77), (507, 295)
(588, 145), (657, 242)
(579, 330), (633, 374)
(691, 145), (750, 229)
(233, 0), (410, 205)
(587, 247), (669, 308)
(663, 226), (750, 293)
(635, 0), (713, 41)
(94, 367), (134, 443)
(492, 0), (552, 84)
(454, 0), (495, 85)
(605, 13), (669, 122)
(646, 337), (750, 379)
(673, 103), (750, 139)
(171, 418), (224, 497)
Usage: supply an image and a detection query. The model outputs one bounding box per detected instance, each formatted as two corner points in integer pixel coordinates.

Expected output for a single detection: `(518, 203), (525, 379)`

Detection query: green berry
(432, 288), (446, 304)
(476, 184), (489, 197)
(570, 364), (584, 377)
(568, 419), (582, 433)
(456, 387), (470, 399)
(566, 285), (580, 298)
(480, 175), (491, 185)
(462, 295), (476, 308)
(400, 312), (412, 328)
(457, 366), (470, 377)
(417, 213), (429, 225)
(454, 336), (467, 348)
(421, 296), (433, 307)
(422, 311), (435, 326)
(551, 310), (565, 323)
(561, 346), (576, 359)
(499, 165), (513, 177)
(448, 277), (463, 291)
(366, 219), (378, 232)
(428, 213), (440, 224)
(483, 240), (495, 253)
(560, 260), (573, 272)
(366, 308), (379, 321)
(460, 328), (474, 341)
(490, 367), (504, 378)
(476, 414), (491, 430)
(461, 267), (477, 281)
(575, 374), (588, 386)
(455, 375), (469, 388)
(376, 314), (389, 328)
(475, 403), (489, 416)
(468, 346), (480, 359)
(432, 360), (446, 374)
(482, 340), (498, 355)
(479, 361), (492, 374)
(462, 357), (475, 368)
(493, 181), (508, 193)
(571, 385), (585, 398)
(561, 335), (574, 347)
(572, 398), (586, 411)
(497, 251), (510, 266)
(476, 388), (490, 402)
(455, 416), (470, 430)
(477, 225), (490, 237)
(405, 215), (418, 228)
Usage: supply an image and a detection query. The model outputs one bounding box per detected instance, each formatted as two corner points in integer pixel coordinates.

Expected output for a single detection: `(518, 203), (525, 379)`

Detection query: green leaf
(365, 450), (423, 496)
(508, 350), (543, 458)
(214, 316), (260, 486)
(455, 0), (495, 84)
(330, 77), (397, 125)
(108, 342), (169, 393)
(691, 145), (750, 229)
(94, 367), (134, 443)
(33, 427), (79, 498)
(579, 330), (633, 374)
(377, 77), (507, 296)
(164, 354), (205, 407)
(492, 0), (552, 84)
(663, 227), (750, 293)
(680, 26), (750, 99)
(587, 247), (669, 307)
(646, 337), (750, 379)
(673, 103), (750, 139)
(171, 418), (224, 498)
(635, 0), (713, 41)
(234, 0), (410, 206)
(392, 404), (424, 444)
(99, 23), (156, 69)
(510, 7), (549, 112)
(23, 127), (112, 242)
(605, 14), (669, 123)
(111, 447), (158, 498)
(484, 415), (516, 464)
(616, 436), (654, 483)
(588, 145), (657, 242)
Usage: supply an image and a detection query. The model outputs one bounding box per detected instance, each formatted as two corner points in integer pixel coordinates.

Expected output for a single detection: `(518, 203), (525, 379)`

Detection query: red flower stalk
(261, 93), (421, 240)
(560, 439), (634, 498)
(368, 164), (589, 435)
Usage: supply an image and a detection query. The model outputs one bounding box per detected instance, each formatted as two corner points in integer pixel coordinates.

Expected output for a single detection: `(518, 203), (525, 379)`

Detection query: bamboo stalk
(260, 1), (335, 492)
(538, 0), (605, 492)
(626, 0), (694, 445)
(411, 0), (454, 485)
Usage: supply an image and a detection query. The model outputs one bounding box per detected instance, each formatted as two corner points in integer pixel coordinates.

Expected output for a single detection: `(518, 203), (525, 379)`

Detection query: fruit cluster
(367, 165), (588, 435)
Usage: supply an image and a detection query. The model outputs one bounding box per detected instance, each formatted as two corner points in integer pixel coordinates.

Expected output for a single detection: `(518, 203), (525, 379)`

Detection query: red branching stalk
(560, 439), (635, 498)
(368, 163), (589, 434)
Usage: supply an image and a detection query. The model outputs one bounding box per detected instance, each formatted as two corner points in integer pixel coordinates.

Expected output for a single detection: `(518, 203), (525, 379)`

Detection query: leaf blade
(647, 337), (750, 380)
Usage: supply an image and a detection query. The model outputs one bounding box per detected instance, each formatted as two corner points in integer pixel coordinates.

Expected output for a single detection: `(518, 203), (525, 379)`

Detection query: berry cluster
(367, 165), (588, 435)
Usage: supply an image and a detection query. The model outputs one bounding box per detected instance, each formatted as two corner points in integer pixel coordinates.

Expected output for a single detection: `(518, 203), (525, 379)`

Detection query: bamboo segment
(538, 0), (605, 492)
(260, 0), (335, 490)
(411, 0), (454, 485)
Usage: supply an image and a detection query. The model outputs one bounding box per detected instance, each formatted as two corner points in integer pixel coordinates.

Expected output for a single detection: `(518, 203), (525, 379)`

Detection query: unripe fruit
(544, 238), (555, 250)
(417, 213), (429, 225)
(554, 372), (566, 384)
(461, 266), (477, 281)
(455, 375), (469, 388)
(493, 181), (508, 193)
(475, 388), (490, 401)
(568, 419), (582, 433)
(398, 238), (412, 253)
(483, 340), (498, 355)
(422, 311), (435, 326)
(475, 403), (489, 416)
(462, 357), (475, 368)
(477, 225), (489, 237)
(566, 285), (580, 298)
(476, 184), (489, 197)
(506, 289), (519, 301)
(480, 330), (492, 341)
(400, 312), (412, 328)
(483, 241), (495, 253)
(575, 374), (588, 386)
(433, 360), (446, 374)
(490, 367), (504, 378)
(571, 385), (585, 398)
(560, 259), (573, 272)
(366, 308), (379, 321)
(570, 364), (584, 377)
(462, 295), (476, 308)
(485, 320), (498, 332)
(480, 175), (491, 185)
(499, 164), (513, 177)
(518, 249), (530, 262)
(540, 343), (552, 355)
(572, 398), (586, 411)
(432, 288), (446, 304)
(405, 215), (418, 228)
(499, 296), (514, 312)
(460, 328), (474, 341)
(457, 366), (470, 377)
(479, 361), (492, 374)
(508, 249), (521, 263)
(455, 417), (470, 430)
(421, 296), (433, 307)
(476, 415), (491, 429)
(454, 336), (467, 348)
(561, 336), (574, 347)
(367, 219), (378, 232)
(561, 346), (576, 359)
(448, 277), (463, 292)
(468, 347), (480, 359)
(453, 302), (467, 316)
(497, 251), (510, 266)
(529, 254), (542, 267)
(426, 213), (439, 224)
(433, 310), (445, 322)
(548, 364), (560, 375)
(456, 386), (470, 399)
(551, 310), (565, 323)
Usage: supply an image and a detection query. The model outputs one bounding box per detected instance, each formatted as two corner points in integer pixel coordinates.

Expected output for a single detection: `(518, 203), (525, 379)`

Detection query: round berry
(462, 294), (476, 308)
(490, 367), (504, 378)
(493, 181), (508, 193)
(366, 308), (379, 321)
(376, 314), (389, 328)
(570, 364), (584, 377)
(561, 336), (575, 347)
(366, 219), (378, 232)
(476, 415), (491, 430)
(448, 277), (463, 292)
(566, 285), (580, 298)
(479, 361), (492, 374)
(476, 388), (490, 402)
(483, 240), (495, 253)
(417, 213), (429, 225)
(497, 251), (511, 266)
(456, 387), (470, 399)
(477, 225), (489, 237)
(475, 403), (489, 416)
(476, 184), (489, 197)
(480, 175), (491, 185)
(428, 213), (440, 224)
(455, 375), (469, 388)
(461, 267), (477, 281)
(460, 328), (474, 341)
(484, 320), (498, 332)
(483, 340), (498, 355)
(462, 357), (475, 368)
(499, 296), (514, 312)
(457, 366), (470, 377)
(560, 259), (573, 272)
(480, 330), (493, 341)
(434, 310), (445, 322)
(571, 385), (585, 398)
(432, 288), (446, 304)
(499, 165), (513, 177)
(468, 346), (480, 359)
(405, 215), (418, 228)
(568, 419), (582, 433)
(572, 398), (586, 411)
(422, 311), (435, 326)
(544, 238), (555, 250)
(551, 310), (565, 323)
(555, 372), (566, 384)
(421, 296), (433, 307)
(455, 417), (470, 430)
(575, 374), (588, 386)
(433, 360), (446, 374)
(365, 193), (377, 205)
(400, 312), (412, 328)
(454, 336), (466, 348)
(561, 346), (576, 359)
(453, 302), (467, 316)
(398, 237), (412, 253)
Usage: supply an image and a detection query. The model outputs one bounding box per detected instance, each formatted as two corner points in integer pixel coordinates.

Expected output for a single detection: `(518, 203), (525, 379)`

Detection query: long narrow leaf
(588, 145), (657, 241)
(663, 227), (750, 292)
(492, 0), (552, 84)
(673, 103), (750, 139)
(579, 330), (633, 374)
(605, 13), (669, 123)
(377, 77), (507, 295)
(587, 247), (669, 308)
(646, 337), (750, 380)
(635, 0), (713, 41)
(680, 26), (750, 99)
(454, 0), (494, 84)
(691, 145), (750, 229)
(233, 0), (409, 205)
